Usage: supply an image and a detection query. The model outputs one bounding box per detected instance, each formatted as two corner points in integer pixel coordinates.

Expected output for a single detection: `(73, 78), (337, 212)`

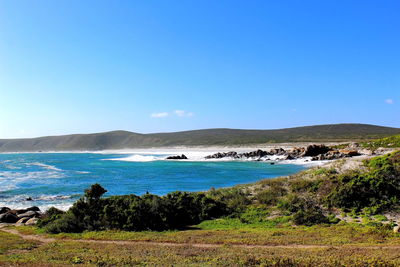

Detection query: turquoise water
(0, 153), (305, 210)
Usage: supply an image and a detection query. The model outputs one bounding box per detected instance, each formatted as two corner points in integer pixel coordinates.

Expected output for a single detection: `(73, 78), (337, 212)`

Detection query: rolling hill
(0, 123), (399, 152)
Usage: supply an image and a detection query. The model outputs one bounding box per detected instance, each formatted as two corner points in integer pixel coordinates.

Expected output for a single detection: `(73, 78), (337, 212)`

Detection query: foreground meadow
(1, 221), (400, 266)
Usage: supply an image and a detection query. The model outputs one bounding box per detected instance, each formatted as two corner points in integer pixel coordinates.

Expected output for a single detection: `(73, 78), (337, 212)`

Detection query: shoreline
(0, 141), (346, 154)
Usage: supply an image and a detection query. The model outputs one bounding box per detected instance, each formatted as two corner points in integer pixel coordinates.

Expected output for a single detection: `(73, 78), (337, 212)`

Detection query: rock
(17, 211), (40, 219)
(339, 149), (360, 157)
(302, 145), (331, 157)
(205, 151), (238, 159)
(269, 148), (286, 155)
(0, 212), (19, 223)
(26, 197), (33, 201)
(15, 209), (28, 215)
(15, 217), (30, 226)
(244, 149), (270, 158)
(166, 154), (188, 160)
(347, 142), (360, 149)
(0, 207), (10, 215)
(288, 147), (305, 157)
(25, 217), (39, 226)
(394, 225), (400, 233)
(26, 206), (40, 212)
(284, 155), (295, 160)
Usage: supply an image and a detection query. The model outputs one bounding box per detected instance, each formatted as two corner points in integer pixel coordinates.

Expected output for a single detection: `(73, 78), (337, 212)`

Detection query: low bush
(325, 151), (400, 213)
(43, 184), (227, 233)
(255, 185), (287, 205)
(293, 208), (329, 226)
(207, 187), (250, 214)
(37, 207), (65, 228)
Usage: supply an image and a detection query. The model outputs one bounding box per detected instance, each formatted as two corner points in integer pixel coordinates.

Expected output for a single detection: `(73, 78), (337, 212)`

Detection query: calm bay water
(0, 153), (305, 210)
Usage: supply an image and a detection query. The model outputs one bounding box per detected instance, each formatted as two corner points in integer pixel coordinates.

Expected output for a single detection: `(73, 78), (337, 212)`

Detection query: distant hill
(0, 123), (400, 152)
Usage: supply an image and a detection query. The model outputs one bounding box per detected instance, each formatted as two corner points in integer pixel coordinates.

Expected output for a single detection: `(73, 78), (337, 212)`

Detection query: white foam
(27, 162), (62, 171)
(106, 154), (162, 162)
(0, 170), (64, 193)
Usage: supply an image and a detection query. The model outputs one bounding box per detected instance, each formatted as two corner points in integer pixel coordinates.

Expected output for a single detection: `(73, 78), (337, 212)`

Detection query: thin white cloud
(150, 110), (194, 118)
(174, 110), (194, 117)
(150, 112), (169, 118)
(385, 99), (394, 104)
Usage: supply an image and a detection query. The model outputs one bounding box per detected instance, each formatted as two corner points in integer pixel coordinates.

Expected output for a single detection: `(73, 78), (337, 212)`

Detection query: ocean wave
(36, 195), (72, 201)
(26, 162), (62, 171)
(0, 194), (75, 211)
(0, 170), (65, 193)
(105, 154), (162, 162)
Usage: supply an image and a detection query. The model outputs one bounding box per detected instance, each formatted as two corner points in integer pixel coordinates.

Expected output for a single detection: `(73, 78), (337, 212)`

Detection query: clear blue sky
(0, 0), (399, 138)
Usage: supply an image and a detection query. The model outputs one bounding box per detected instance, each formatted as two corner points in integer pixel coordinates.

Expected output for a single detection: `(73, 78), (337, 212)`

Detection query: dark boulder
(0, 207), (10, 215)
(284, 155), (295, 160)
(15, 209), (28, 215)
(26, 206), (40, 212)
(269, 148), (286, 155)
(17, 211), (40, 219)
(0, 212), (19, 223)
(205, 151), (238, 159)
(166, 154), (188, 160)
(302, 145), (331, 157)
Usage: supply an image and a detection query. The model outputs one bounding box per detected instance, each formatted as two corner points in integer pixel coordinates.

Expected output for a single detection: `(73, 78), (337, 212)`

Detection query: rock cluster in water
(205, 144), (361, 161)
(0, 206), (42, 225)
(166, 154), (188, 160)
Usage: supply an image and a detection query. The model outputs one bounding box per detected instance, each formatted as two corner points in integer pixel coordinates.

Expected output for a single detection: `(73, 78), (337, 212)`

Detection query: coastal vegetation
(39, 151), (400, 234)
(361, 134), (400, 149)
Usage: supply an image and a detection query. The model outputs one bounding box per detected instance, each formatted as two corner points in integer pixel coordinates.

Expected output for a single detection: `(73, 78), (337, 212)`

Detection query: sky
(0, 0), (399, 138)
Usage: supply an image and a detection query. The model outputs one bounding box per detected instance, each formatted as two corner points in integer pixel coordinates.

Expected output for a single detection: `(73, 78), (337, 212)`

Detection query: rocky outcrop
(0, 213), (19, 223)
(205, 151), (238, 159)
(302, 145), (331, 157)
(0, 207), (10, 214)
(166, 154), (188, 160)
(0, 206), (42, 225)
(205, 144), (364, 162)
(25, 218), (39, 226)
(15, 217), (30, 226)
(206, 150), (272, 160)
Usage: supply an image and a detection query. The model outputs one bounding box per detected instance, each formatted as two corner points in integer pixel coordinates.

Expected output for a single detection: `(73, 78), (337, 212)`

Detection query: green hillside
(0, 123), (399, 152)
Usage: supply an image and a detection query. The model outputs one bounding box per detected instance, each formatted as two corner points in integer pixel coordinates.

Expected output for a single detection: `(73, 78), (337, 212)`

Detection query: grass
(0, 231), (38, 254)
(13, 220), (400, 247)
(1, 224), (400, 266)
(361, 135), (400, 149)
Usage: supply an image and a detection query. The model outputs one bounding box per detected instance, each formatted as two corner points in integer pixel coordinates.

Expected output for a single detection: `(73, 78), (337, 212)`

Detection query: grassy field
(13, 221), (400, 246)
(1, 221), (400, 266)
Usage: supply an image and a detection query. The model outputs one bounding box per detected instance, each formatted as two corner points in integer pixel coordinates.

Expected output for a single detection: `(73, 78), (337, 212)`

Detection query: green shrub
(277, 194), (308, 213)
(325, 151), (400, 213)
(207, 187), (251, 214)
(238, 206), (270, 223)
(290, 179), (323, 193)
(256, 185), (287, 205)
(37, 207), (65, 228)
(292, 208), (329, 226)
(43, 184), (227, 233)
(361, 135), (400, 149)
(45, 212), (83, 233)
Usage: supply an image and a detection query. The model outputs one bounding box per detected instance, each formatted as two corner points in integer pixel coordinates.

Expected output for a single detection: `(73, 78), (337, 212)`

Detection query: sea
(0, 151), (306, 211)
